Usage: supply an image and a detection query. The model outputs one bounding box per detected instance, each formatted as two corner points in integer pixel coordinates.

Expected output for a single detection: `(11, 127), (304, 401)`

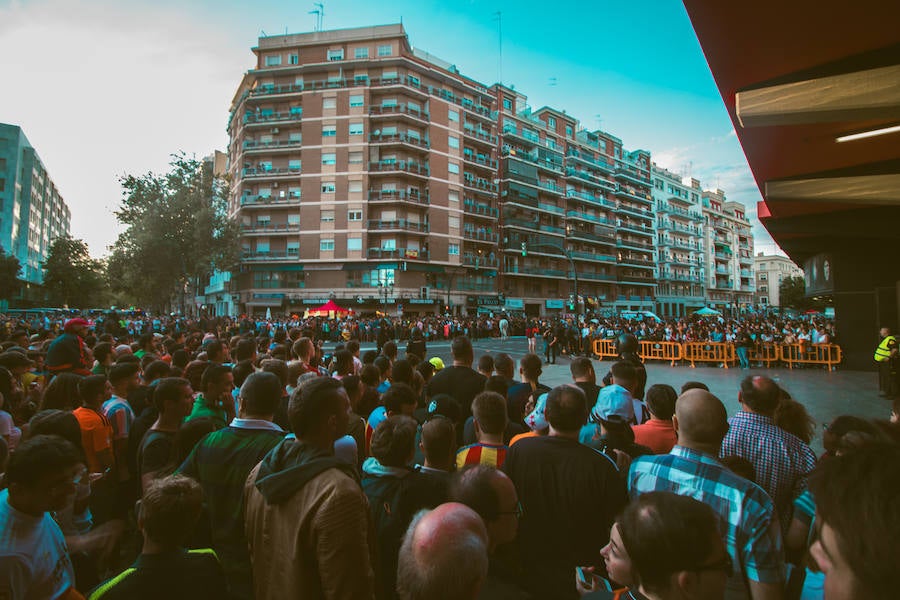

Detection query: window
(321, 210), (335, 222)
(449, 244), (460, 256)
(354, 47), (369, 59)
(354, 74), (368, 85)
(323, 97), (336, 110)
(288, 159), (301, 171)
(321, 153), (336, 165)
(327, 49), (344, 61)
(565, 125), (573, 138)
(503, 98), (512, 110)
(408, 75), (420, 87)
(448, 109), (459, 122)
(287, 241), (300, 255)
(382, 98), (398, 107)
(382, 239), (396, 250)
(349, 94), (364, 107)
(288, 214), (300, 225)
(288, 54), (299, 65)
(349, 180), (363, 192)
(322, 182), (335, 193)
(377, 45), (392, 57)
(348, 210), (363, 221)
(347, 237), (362, 251)
(264, 55), (282, 67)
(320, 239), (335, 251)
(448, 162), (459, 175)
(288, 186), (301, 198)
(547, 116), (556, 128)
(349, 122), (364, 136)
(382, 70), (398, 81)
(349, 151), (363, 164)
(448, 136), (459, 149)
(256, 241), (270, 253)
(322, 125), (336, 137)
(448, 190), (459, 203)
(448, 216), (460, 229)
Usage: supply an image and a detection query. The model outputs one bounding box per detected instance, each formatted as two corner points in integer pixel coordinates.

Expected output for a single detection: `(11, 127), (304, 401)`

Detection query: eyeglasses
(499, 500), (524, 519)
(693, 553), (734, 576)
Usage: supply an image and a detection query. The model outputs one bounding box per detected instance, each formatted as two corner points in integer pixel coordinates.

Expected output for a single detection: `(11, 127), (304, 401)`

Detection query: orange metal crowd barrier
(779, 343), (843, 370)
(592, 339), (619, 360)
(639, 341), (683, 366)
(682, 342), (736, 368)
(747, 343), (780, 368)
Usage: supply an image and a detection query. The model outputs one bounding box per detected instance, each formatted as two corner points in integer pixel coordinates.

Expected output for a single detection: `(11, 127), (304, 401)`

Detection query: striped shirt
(628, 446), (785, 586)
(103, 396), (134, 441)
(456, 442), (508, 470)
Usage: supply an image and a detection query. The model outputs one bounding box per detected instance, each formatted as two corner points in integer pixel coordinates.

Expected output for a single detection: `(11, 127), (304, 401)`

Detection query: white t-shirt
(0, 489), (76, 599)
(0, 411), (21, 451)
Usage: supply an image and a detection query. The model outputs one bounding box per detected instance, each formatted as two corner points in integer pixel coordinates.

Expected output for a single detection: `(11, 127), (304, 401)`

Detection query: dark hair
(27, 410), (86, 463)
(383, 383), (417, 414)
(109, 362), (141, 385)
(774, 397), (815, 444)
(382, 341), (398, 360)
(645, 384), (677, 421)
(477, 354), (494, 374)
(360, 364), (381, 387)
(493, 353), (514, 379)
(681, 381), (709, 393)
(451, 465), (502, 522)
(40, 373), (83, 411)
(234, 339), (258, 362)
(545, 385), (587, 433)
(93, 342), (113, 364)
(370, 415), (417, 467)
(611, 361), (637, 384)
(720, 455), (756, 483)
(260, 359), (288, 387)
(153, 378), (191, 413)
(570, 357), (594, 379)
(205, 340), (224, 361)
(346, 340), (360, 354)
(421, 416), (456, 465)
(484, 375), (509, 397)
(392, 359), (414, 386)
(416, 360), (435, 381)
(810, 444), (900, 597)
(78, 375), (108, 406)
(373, 355), (391, 377)
(240, 371), (282, 416)
(618, 491), (725, 595)
(471, 391), (507, 435)
(171, 349), (190, 370)
(740, 376), (780, 414)
(140, 474), (204, 548)
(332, 350), (355, 377)
(451, 336), (474, 360)
(362, 349), (378, 365)
(519, 353), (542, 380)
(288, 376), (345, 437)
(232, 359), (255, 388)
(200, 364), (232, 394)
(6, 434), (82, 486)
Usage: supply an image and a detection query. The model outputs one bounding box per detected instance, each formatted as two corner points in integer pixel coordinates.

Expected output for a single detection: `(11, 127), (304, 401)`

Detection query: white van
(619, 310), (662, 323)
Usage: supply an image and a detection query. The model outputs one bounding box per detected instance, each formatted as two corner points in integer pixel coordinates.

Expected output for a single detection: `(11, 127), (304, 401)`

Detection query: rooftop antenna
(493, 11), (502, 85)
(309, 3), (324, 32)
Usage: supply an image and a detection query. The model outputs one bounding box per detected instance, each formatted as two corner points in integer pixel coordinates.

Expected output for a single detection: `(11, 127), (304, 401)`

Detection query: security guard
(874, 327), (898, 397)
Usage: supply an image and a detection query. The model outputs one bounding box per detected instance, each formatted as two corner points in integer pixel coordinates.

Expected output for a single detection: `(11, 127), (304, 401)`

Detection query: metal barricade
(592, 338), (619, 361)
(682, 342), (736, 368)
(747, 343), (780, 368)
(639, 341), (683, 366)
(779, 343), (843, 370)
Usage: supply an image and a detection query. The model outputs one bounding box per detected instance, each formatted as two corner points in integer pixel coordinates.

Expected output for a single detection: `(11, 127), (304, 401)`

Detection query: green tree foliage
(779, 274), (828, 311)
(0, 247), (22, 300)
(42, 236), (106, 307)
(109, 153), (239, 311)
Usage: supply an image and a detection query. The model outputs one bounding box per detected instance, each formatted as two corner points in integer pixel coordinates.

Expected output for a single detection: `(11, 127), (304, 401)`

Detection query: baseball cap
(428, 357), (444, 371)
(0, 352), (34, 369)
(64, 318), (90, 332)
(591, 385), (635, 424)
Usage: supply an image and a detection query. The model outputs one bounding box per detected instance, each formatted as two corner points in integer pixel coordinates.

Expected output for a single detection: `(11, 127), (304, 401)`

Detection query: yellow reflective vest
(875, 335), (896, 362)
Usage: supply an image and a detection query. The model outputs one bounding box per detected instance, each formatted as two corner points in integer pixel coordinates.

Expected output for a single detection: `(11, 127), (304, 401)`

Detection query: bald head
(674, 389), (729, 448)
(397, 503), (489, 600)
(739, 375), (780, 415)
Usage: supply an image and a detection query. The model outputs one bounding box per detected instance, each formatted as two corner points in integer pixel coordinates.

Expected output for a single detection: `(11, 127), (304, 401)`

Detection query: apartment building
(754, 252), (803, 308)
(0, 123), (71, 303)
(227, 24), (500, 315)
(702, 188), (755, 314)
(651, 164), (706, 317)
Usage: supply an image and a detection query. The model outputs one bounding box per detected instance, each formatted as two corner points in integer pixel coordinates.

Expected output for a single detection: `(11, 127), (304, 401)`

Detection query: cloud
(0, 0), (250, 256)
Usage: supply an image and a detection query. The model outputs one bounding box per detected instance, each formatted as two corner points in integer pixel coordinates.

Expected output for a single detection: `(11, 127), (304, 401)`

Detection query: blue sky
(0, 0), (779, 256)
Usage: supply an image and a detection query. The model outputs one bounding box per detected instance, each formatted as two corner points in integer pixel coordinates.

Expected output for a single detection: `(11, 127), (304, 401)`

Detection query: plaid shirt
(628, 446), (785, 585)
(722, 411), (817, 532)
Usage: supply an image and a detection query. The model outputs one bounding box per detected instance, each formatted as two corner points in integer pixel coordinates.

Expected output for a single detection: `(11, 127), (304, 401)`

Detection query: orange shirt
(509, 430), (541, 447)
(72, 407), (113, 473)
(632, 418), (677, 454)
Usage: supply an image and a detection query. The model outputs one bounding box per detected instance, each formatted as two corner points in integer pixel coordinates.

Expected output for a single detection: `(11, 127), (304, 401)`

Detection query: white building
(754, 252), (803, 308)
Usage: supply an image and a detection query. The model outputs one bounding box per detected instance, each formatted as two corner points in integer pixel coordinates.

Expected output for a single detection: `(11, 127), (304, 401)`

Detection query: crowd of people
(0, 313), (895, 600)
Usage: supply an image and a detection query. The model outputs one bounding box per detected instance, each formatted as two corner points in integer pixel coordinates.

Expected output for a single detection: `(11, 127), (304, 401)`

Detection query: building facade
(0, 123), (71, 302)
(753, 252), (803, 308)
(701, 189), (754, 314)
(651, 164), (706, 317)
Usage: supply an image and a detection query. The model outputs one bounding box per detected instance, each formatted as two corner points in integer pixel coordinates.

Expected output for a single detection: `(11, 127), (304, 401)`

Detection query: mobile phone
(576, 567), (592, 587)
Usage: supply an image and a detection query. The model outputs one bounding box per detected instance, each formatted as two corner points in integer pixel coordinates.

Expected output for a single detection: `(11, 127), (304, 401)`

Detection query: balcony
(366, 219), (430, 233)
(740, 285), (755, 292)
(579, 272), (617, 281)
(566, 211), (615, 227)
(463, 201), (499, 219)
(463, 230), (500, 243)
(740, 270), (753, 278)
(658, 202), (703, 221)
(618, 273), (657, 284)
(504, 266), (568, 278)
(615, 165), (651, 186)
(616, 204), (653, 219)
(462, 254), (500, 268)
(502, 125), (541, 147)
(505, 217), (565, 236)
(715, 266), (730, 274)
(369, 132), (430, 151)
(463, 174), (499, 194)
(617, 238), (654, 251)
(565, 167), (617, 193)
(369, 103), (430, 122)
(241, 251), (295, 262)
(239, 194), (302, 207)
(368, 160), (430, 178)
(457, 281), (496, 292)
(714, 251), (732, 261)
(566, 150), (615, 174)
(503, 147), (564, 175)
(462, 152), (499, 170)
(240, 223), (302, 235)
(368, 189), (430, 206)
(659, 273), (703, 283)
(660, 255), (699, 267)
(618, 221), (655, 235)
(566, 189), (616, 210)
(462, 125), (499, 146)
(569, 250), (617, 263)
(366, 247), (431, 260)
(504, 195), (565, 216)
(615, 185), (653, 204)
(739, 254), (753, 265)
(567, 228), (616, 245)
(241, 167), (302, 179)
(242, 139), (303, 154)
(243, 111), (302, 126)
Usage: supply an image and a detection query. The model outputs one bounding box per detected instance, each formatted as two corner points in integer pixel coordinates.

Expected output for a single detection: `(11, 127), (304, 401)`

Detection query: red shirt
(632, 419), (677, 454)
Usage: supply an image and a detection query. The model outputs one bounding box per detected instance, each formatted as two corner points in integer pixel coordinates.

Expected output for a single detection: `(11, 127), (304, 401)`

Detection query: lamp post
(527, 240), (579, 321)
(379, 282), (394, 314)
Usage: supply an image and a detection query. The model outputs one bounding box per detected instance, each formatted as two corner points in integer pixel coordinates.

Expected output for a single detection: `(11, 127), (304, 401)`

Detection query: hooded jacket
(244, 438), (375, 600)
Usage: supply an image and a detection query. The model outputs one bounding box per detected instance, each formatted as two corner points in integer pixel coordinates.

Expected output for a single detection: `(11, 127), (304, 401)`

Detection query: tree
(111, 153), (239, 312)
(779, 275), (827, 311)
(42, 236), (106, 307)
(0, 246), (22, 301)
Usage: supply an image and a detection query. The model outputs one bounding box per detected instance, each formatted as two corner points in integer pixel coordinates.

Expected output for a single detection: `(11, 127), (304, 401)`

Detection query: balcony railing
(462, 152), (499, 170)
(579, 272), (617, 281)
(616, 204), (653, 219)
(462, 125), (499, 145)
(504, 195), (565, 216)
(617, 238), (654, 250)
(504, 217), (565, 235)
(618, 221), (655, 235)
(456, 281), (496, 292)
(615, 165), (651, 185)
(615, 185), (653, 203)
(569, 250), (617, 263)
(368, 160), (430, 176)
(240, 194), (302, 206)
(240, 223), (302, 234)
(463, 230), (500, 243)
(462, 254), (500, 268)
(504, 266), (568, 278)
(366, 219), (430, 233)
(463, 174), (499, 193)
(241, 251), (294, 261)
(618, 257), (656, 268)
(568, 229), (616, 245)
(369, 103), (430, 122)
(566, 211), (615, 227)
(566, 150), (615, 173)
(565, 167), (617, 192)
(463, 202), (499, 218)
(366, 247), (430, 260)
(368, 189), (430, 205)
(369, 132), (430, 149)
(241, 167), (302, 178)
(243, 139), (303, 151)
(243, 111), (302, 125)
(566, 189), (616, 209)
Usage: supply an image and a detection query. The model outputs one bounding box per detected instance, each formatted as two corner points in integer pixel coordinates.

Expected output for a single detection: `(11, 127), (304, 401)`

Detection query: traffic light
(520, 241), (527, 256)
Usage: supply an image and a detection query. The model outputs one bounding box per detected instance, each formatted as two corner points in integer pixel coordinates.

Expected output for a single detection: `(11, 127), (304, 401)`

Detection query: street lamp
(379, 282), (394, 314)
(526, 240), (579, 321)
